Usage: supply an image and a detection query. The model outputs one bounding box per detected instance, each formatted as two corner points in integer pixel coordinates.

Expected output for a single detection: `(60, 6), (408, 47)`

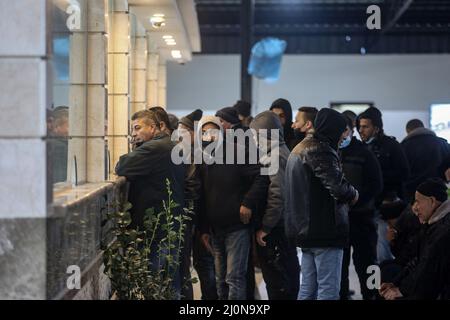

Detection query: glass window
(48, 0), (89, 187)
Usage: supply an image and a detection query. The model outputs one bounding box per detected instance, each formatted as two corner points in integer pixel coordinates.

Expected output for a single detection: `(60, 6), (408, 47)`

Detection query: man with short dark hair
(357, 107), (410, 263)
(292, 106), (318, 143)
(339, 115), (383, 300)
(401, 119), (450, 203)
(405, 119), (425, 135)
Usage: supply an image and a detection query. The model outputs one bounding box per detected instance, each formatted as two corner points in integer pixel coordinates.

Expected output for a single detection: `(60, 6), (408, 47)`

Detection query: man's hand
(379, 282), (395, 296)
(350, 190), (359, 206)
(240, 206), (252, 224)
(201, 233), (214, 254)
(383, 287), (403, 300)
(256, 230), (268, 247)
(386, 225), (398, 243)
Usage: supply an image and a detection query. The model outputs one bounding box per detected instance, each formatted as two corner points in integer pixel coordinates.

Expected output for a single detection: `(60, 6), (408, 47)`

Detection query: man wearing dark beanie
(215, 106), (242, 130)
(234, 100), (253, 127)
(356, 106), (410, 264)
(179, 109), (203, 132)
(380, 178), (450, 300)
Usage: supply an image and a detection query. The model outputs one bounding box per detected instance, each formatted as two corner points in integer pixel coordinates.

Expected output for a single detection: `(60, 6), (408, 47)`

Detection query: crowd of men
(115, 99), (450, 300)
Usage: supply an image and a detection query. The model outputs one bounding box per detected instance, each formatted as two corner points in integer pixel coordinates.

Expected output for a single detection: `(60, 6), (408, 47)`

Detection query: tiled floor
(192, 249), (363, 300)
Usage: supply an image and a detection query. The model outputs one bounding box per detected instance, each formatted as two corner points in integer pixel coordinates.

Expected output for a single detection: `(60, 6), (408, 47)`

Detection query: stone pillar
(0, 0), (48, 299)
(146, 36), (159, 108)
(157, 61), (167, 108)
(107, 0), (130, 176)
(130, 15), (147, 114)
(86, 0), (107, 183)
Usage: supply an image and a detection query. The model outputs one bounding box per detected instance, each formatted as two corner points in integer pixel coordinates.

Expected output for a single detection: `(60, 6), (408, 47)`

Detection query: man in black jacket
(250, 111), (300, 300)
(198, 117), (269, 300)
(401, 119), (450, 203)
(380, 178), (450, 300)
(285, 108), (358, 300)
(357, 107), (410, 263)
(339, 115), (383, 300)
(115, 109), (186, 296)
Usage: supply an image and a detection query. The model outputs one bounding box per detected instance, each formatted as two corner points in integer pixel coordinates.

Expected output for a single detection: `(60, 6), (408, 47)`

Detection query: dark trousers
(180, 221), (194, 300)
(340, 210), (378, 300)
(193, 230), (218, 300)
(256, 227), (300, 300)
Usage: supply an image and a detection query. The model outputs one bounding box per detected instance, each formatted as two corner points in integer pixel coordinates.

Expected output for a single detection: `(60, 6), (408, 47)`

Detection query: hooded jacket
(401, 127), (450, 202)
(394, 199), (450, 299)
(250, 111), (290, 233)
(284, 108), (358, 248)
(197, 125), (270, 235)
(270, 98), (301, 150)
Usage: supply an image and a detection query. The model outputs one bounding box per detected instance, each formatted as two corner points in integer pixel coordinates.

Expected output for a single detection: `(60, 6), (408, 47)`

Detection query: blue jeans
(299, 248), (344, 300)
(211, 228), (250, 300)
(375, 213), (394, 263)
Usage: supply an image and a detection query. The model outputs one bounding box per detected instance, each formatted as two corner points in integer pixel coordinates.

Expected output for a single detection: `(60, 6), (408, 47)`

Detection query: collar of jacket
(428, 199), (450, 225)
(403, 127), (436, 142)
(152, 132), (168, 140)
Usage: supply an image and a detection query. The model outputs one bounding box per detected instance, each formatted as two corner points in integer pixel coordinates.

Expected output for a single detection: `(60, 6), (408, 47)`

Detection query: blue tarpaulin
(248, 37), (287, 82)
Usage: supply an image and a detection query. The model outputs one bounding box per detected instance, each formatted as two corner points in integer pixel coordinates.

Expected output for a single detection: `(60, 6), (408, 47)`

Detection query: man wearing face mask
(339, 115), (383, 300)
(197, 116), (270, 300)
(357, 107), (410, 264)
(292, 106), (318, 145)
(380, 178), (450, 300)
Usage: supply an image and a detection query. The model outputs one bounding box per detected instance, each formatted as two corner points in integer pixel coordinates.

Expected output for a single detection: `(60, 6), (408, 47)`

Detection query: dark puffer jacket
(284, 109), (358, 248)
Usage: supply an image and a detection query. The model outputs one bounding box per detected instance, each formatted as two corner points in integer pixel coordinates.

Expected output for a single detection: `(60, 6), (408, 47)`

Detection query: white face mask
(365, 136), (375, 144)
(339, 135), (352, 149)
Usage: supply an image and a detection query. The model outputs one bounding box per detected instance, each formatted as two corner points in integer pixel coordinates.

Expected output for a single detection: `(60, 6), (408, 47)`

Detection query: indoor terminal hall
(1, 0), (450, 302)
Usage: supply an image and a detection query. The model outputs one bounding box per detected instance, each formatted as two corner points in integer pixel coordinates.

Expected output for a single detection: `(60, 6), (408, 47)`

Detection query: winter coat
(284, 109), (358, 248)
(401, 128), (450, 201)
(340, 137), (383, 214)
(115, 133), (186, 230)
(394, 200), (450, 299)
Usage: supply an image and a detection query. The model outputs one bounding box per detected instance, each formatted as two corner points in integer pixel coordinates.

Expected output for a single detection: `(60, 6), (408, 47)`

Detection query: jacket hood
(250, 111), (285, 142)
(314, 108), (347, 150)
(270, 98), (294, 140)
(403, 127), (436, 142)
(428, 199), (450, 225)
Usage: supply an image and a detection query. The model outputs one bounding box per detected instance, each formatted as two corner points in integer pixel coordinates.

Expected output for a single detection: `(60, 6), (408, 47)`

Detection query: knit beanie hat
(417, 178), (448, 202)
(216, 107), (240, 125)
(234, 100), (251, 117)
(179, 109), (203, 131)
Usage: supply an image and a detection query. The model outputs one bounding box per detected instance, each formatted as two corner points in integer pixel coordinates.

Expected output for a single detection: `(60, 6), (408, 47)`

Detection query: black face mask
(294, 130), (306, 141)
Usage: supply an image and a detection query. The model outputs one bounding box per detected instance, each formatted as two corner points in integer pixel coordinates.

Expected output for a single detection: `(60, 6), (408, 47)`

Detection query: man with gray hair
(115, 109), (186, 297)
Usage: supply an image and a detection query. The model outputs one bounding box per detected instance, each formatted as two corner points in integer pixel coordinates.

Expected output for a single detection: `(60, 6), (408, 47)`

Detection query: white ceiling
(129, 0), (201, 63)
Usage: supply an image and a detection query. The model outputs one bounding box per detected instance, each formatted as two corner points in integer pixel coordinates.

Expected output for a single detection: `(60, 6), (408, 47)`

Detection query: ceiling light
(171, 50), (182, 59)
(150, 14), (165, 29)
(162, 35), (173, 39)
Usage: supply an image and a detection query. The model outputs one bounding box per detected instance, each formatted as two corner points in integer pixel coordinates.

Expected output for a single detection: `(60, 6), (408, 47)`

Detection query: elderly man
(380, 178), (450, 300)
